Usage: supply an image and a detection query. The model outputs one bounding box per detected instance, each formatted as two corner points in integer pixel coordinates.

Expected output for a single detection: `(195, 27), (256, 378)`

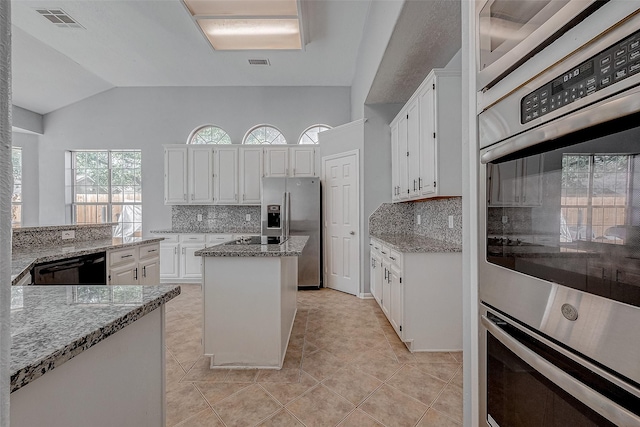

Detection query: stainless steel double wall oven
(478, 3), (640, 426)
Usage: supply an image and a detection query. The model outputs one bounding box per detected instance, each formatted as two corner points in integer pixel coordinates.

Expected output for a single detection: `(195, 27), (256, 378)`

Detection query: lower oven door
(479, 305), (640, 427)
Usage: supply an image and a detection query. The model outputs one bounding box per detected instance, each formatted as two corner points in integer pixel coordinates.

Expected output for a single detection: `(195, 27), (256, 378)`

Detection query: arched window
(299, 124), (331, 144)
(243, 125), (287, 145)
(188, 125), (232, 144)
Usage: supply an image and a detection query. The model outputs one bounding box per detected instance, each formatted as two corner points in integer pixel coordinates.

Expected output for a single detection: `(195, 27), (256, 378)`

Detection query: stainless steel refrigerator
(261, 177), (322, 289)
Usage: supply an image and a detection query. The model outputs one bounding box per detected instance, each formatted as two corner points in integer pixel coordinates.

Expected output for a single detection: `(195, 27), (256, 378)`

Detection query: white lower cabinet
(370, 237), (462, 351)
(108, 243), (160, 285)
(154, 233), (236, 282)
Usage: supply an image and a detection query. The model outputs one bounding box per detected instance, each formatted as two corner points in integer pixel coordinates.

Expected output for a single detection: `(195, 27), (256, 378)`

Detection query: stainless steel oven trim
(479, 8), (640, 148)
(481, 313), (640, 427)
(482, 305), (640, 399)
(481, 81), (640, 163)
(476, 0), (600, 90)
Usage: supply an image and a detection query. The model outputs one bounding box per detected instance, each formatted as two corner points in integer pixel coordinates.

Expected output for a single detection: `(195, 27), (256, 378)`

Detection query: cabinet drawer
(139, 243), (160, 260)
(157, 234), (179, 243)
(207, 234), (234, 245)
(379, 245), (390, 257)
(388, 249), (402, 267)
(109, 247), (138, 267)
(180, 234), (206, 243)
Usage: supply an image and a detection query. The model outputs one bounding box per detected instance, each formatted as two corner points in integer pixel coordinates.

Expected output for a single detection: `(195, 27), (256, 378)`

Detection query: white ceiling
(10, 0), (371, 114)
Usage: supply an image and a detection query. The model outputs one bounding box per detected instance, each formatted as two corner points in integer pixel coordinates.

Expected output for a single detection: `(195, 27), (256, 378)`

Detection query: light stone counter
(195, 235), (309, 257)
(370, 233), (462, 253)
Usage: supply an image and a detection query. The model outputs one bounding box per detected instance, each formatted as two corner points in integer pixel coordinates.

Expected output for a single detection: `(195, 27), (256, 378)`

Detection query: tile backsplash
(172, 205), (260, 233)
(369, 197), (462, 245)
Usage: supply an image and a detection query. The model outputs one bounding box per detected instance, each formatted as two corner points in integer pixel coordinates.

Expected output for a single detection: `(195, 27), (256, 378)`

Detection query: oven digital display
(521, 29), (640, 124)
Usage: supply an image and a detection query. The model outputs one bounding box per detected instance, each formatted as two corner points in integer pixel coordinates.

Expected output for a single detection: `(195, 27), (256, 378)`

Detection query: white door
(239, 147), (263, 204)
(323, 151), (359, 295)
(289, 147), (315, 177)
(419, 80), (437, 196)
(109, 264), (137, 285)
(189, 146), (214, 204)
(397, 114), (409, 200)
(139, 258), (160, 285)
(181, 243), (204, 279)
(164, 146), (187, 204)
(214, 147), (238, 204)
(159, 243), (180, 279)
(264, 147), (289, 177)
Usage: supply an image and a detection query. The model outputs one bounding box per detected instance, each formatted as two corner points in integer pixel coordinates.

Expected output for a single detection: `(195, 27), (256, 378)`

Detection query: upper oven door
(477, 0), (602, 90)
(479, 8), (640, 150)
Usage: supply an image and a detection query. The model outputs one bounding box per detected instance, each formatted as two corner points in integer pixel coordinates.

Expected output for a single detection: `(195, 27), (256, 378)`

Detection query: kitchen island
(195, 236), (308, 369)
(10, 284), (180, 427)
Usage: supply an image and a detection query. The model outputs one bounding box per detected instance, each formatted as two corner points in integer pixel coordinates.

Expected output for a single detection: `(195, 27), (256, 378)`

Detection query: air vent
(248, 59), (271, 66)
(36, 8), (84, 29)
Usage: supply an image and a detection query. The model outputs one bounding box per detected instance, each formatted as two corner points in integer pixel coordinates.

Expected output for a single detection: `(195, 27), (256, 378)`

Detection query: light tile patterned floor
(165, 284), (463, 427)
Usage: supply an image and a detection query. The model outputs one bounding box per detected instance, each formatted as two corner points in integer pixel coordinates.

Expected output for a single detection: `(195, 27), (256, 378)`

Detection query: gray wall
(12, 105), (43, 134)
(37, 86), (351, 233)
(12, 131), (39, 226)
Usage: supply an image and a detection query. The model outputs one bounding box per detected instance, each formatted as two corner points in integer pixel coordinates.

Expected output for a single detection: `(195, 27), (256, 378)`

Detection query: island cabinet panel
(11, 308), (165, 427)
(202, 256), (297, 369)
(108, 243), (160, 285)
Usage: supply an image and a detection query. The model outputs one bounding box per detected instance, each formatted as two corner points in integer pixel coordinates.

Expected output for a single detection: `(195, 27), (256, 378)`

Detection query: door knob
(350, 231), (355, 235)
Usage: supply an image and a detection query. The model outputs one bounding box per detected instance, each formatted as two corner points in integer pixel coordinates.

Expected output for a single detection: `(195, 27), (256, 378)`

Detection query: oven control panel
(521, 28), (640, 124)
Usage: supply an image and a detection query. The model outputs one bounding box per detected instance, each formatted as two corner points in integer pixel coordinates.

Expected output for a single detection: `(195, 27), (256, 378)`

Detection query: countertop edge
(10, 285), (181, 393)
(370, 234), (462, 253)
(150, 229), (258, 235)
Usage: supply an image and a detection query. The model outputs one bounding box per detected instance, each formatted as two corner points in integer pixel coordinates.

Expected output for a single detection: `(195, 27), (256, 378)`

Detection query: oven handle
(480, 83), (640, 164)
(482, 315), (640, 426)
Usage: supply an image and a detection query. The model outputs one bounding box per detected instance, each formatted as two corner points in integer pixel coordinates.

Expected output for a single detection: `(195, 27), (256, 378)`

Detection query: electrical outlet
(448, 215), (454, 229)
(61, 230), (75, 240)
(502, 215), (509, 224)
(197, 214), (203, 222)
(417, 214), (421, 225)
(245, 214), (251, 222)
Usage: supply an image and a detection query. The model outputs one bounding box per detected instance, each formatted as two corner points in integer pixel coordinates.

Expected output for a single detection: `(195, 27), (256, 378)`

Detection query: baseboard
(359, 292), (374, 299)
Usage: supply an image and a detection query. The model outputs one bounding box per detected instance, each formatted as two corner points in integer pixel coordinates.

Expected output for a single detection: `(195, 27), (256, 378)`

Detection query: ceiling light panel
(184, 0), (298, 17)
(198, 18), (301, 50)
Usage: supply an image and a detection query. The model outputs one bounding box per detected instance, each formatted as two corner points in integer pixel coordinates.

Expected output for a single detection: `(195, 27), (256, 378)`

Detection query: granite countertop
(195, 235), (309, 257)
(11, 237), (164, 285)
(150, 229), (258, 234)
(12, 223), (118, 233)
(370, 233), (462, 253)
(10, 284), (180, 393)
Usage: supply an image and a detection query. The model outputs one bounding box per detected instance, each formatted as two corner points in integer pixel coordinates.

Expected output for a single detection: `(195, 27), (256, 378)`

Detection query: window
(299, 124), (331, 144)
(72, 150), (142, 239)
(12, 147), (22, 227)
(243, 125), (286, 144)
(561, 154), (630, 244)
(188, 125), (231, 144)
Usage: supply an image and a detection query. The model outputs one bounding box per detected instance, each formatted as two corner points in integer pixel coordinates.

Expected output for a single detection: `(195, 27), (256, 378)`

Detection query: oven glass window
(486, 116), (640, 308)
(487, 333), (617, 427)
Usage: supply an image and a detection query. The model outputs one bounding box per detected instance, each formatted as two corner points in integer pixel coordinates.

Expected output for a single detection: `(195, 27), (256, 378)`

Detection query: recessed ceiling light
(184, 0), (298, 17)
(197, 18), (301, 50)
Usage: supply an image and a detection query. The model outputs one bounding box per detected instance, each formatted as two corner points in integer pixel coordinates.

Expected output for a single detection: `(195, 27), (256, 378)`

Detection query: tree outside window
(188, 125), (231, 144)
(243, 125), (287, 144)
(72, 150), (142, 239)
(299, 125), (331, 144)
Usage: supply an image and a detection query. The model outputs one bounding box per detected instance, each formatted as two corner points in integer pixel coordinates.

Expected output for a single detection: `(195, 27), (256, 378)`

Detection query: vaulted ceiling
(10, 0), (461, 115)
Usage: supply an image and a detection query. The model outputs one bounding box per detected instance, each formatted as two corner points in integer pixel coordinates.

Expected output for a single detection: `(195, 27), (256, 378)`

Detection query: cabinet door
(164, 147), (188, 204)
(397, 115), (409, 200)
(381, 261), (391, 319)
(521, 155), (543, 206)
(372, 252), (383, 306)
(214, 147), (238, 204)
(109, 263), (137, 285)
(406, 99), (421, 198)
(239, 147), (263, 204)
(290, 147), (315, 177)
(487, 161), (520, 206)
(159, 243), (180, 279)
(419, 81), (437, 196)
(189, 146), (214, 204)
(391, 122), (400, 202)
(389, 265), (403, 338)
(264, 147), (289, 177)
(181, 243), (204, 279)
(139, 258), (160, 285)
(370, 253), (377, 300)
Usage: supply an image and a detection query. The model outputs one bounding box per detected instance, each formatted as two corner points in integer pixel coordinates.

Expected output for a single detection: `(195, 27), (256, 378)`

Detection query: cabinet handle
(384, 268), (388, 280)
(121, 254), (133, 259)
(418, 178), (422, 190)
(381, 251), (387, 254)
(148, 249), (158, 253)
(143, 266), (146, 278)
(390, 256), (396, 261)
(134, 267), (138, 281)
(174, 247), (177, 255)
(413, 179), (416, 191)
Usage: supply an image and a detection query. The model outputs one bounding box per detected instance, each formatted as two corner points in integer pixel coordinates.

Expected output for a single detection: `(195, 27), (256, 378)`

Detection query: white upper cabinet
(264, 147), (289, 177)
(214, 147), (238, 204)
(289, 146), (315, 177)
(239, 147), (263, 204)
(164, 147), (188, 204)
(188, 146), (214, 204)
(390, 69), (462, 202)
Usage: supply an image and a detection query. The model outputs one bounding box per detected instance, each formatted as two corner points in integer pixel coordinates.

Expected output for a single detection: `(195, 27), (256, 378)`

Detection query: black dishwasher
(32, 252), (107, 285)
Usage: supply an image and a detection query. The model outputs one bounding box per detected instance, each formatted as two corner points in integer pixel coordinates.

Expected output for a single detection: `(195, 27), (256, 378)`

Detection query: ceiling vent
(35, 9), (84, 29)
(248, 59), (271, 66)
